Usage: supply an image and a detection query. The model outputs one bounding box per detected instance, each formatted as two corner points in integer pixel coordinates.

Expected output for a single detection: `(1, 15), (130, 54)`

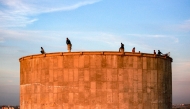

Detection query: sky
(0, 0), (190, 105)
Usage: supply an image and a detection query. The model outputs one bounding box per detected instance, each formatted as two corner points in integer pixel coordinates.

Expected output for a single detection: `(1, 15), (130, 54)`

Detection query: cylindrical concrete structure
(19, 51), (172, 109)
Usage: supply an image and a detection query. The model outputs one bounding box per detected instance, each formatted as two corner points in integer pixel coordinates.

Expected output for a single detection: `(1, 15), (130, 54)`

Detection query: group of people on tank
(118, 43), (168, 56)
(40, 38), (169, 57)
(40, 37), (72, 54)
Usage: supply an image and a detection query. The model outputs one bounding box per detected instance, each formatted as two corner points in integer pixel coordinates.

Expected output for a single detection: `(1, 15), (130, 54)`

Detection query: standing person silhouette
(132, 47), (135, 53)
(40, 47), (45, 54)
(66, 38), (72, 52)
(119, 43), (124, 52)
(154, 50), (156, 55)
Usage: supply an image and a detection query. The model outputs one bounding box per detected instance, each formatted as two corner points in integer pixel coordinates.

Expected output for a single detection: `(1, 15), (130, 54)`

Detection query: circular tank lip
(19, 51), (173, 62)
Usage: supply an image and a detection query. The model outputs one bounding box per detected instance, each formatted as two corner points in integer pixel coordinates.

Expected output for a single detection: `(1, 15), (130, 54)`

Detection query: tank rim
(19, 51), (173, 62)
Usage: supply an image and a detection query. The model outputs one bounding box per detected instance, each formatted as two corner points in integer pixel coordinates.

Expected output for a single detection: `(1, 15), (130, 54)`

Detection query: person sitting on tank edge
(157, 50), (162, 55)
(40, 47), (45, 54)
(132, 47), (135, 53)
(66, 37), (72, 52)
(154, 50), (156, 55)
(119, 43), (124, 52)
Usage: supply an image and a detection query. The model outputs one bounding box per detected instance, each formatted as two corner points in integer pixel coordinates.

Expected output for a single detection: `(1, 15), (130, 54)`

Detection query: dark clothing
(66, 38), (72, 52)
(120, 43), (124, 49)
(158, 50), (162, 55)
(41, 51), (45, 54)
(132, 47), (135, 53)
(41, 47), (45, 54)
(66, 39), (71, 45)
(154, 50), (156, 55)
(119, 43), (124, 52)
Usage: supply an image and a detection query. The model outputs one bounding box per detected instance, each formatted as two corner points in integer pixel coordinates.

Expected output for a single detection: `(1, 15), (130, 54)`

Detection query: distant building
(0, 105), (15, 109)
(0, 105), (19, 109)
(172, 104), (190, 109)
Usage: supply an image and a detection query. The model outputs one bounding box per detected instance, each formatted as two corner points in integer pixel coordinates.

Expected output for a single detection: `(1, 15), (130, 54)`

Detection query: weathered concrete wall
(20, 52), (172, 109)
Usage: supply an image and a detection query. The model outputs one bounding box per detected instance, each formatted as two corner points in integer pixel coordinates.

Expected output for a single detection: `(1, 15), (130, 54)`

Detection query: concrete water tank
(19, 51), (172, 109)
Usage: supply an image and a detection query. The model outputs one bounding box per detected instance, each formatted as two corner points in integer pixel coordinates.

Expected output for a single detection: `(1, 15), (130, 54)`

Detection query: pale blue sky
(0, 0), (190, 105)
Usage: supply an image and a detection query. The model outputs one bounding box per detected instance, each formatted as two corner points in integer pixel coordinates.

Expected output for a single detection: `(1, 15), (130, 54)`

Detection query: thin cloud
(127, 34), (166, 38)
(37, 0), (101, 13)
(163, 19), (190, 33)
(0, 28), (178, 53)
(0, 28), (62, 42)
(81, 32), (122, 44)
(126, 34), (178, 43)
(0, 0), (101, 27)
(179, 19), (190, 32)
(0, 37), (4, 42)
